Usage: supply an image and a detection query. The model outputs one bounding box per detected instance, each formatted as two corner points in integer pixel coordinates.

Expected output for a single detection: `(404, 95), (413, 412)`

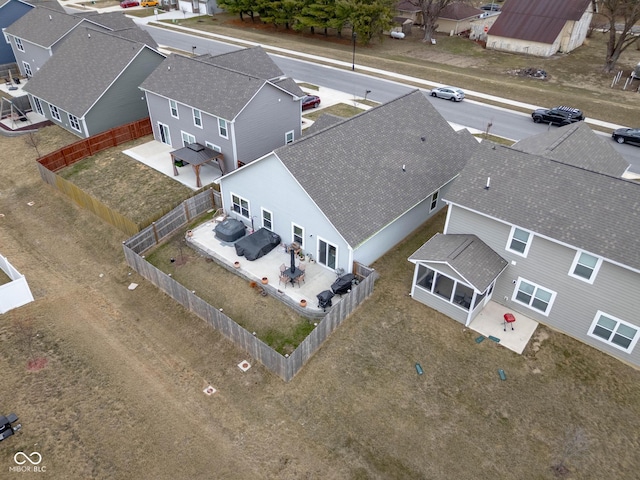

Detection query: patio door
(318, 238), (337, 270)
(158, 122), (171, 146)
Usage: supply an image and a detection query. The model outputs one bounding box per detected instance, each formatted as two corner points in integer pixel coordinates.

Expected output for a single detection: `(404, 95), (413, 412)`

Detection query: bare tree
(414, 0), (460, 43)
(550, 426), (589, 477)
(23, 131), (42, 158)
(598, 0), (640, 72)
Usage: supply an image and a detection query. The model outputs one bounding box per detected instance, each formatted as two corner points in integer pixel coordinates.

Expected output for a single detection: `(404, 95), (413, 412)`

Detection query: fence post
(184, 201), (191, 223)
(152, 221), (159, 244)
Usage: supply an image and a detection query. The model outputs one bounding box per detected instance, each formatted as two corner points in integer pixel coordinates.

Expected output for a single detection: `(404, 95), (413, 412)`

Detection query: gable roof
(4, 5), (83, 48)
(439, 2), (483, 21)
(23, 27), (163, 117)
(409, 233), (508, 292)
(274, 90), (479, 247)
(512, 122), (628, 177)
(305, 113), (344, 135)
(444, 142), (640, 271)
(140, 49), (301, 120)
(4, 5), (139, 48)
(396, 0), (420, 13)
(488, 0), (591, 44)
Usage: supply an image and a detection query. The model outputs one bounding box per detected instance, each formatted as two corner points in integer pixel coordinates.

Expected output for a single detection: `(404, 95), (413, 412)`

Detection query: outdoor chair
(294, 274), (305, 287)
(279, 275), (289, 288)
(298, 263), (306, 272)
(280, 263), (286, 274)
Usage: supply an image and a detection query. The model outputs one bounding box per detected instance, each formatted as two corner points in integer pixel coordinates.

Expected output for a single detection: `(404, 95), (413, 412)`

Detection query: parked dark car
(611, 128), (640, 146)
(531, 106), (584, 126)
(301, 95), (321, 110)
(480, 3), (501, 11)
(120, 0), (139, 8)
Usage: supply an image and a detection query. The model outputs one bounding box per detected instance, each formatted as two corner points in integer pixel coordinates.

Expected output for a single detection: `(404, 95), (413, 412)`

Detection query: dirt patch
(26, 357), (48, 371)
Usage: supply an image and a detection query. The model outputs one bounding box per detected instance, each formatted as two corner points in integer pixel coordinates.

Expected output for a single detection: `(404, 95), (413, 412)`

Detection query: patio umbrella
(290, 248), (296, 274)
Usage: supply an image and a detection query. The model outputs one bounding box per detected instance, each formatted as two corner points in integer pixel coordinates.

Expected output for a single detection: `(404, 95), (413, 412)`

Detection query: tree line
(217, 0), (397, 44)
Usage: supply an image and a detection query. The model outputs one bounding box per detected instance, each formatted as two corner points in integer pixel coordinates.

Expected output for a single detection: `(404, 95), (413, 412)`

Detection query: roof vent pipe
(402, 164), (406, 172)
(49, 15), (52, 20)
(485, 177), (490, 190)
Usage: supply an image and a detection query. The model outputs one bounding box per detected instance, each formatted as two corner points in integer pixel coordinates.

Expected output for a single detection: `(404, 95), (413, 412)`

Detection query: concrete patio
(123, 140), (223, 190)
(187, 218), (344, 313)
(468, 301), (539, 354)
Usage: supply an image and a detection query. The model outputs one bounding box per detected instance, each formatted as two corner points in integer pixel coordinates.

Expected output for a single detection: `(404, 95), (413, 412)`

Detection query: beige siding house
(486, 0), (592, 56)
(435, 2), (483, 35)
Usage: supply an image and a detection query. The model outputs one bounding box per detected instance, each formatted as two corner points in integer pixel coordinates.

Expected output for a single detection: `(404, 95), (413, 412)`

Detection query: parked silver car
(430, 86), (465, 102)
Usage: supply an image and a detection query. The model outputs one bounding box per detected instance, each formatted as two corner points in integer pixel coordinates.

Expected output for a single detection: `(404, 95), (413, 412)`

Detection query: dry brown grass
(2, 31), (640, 479)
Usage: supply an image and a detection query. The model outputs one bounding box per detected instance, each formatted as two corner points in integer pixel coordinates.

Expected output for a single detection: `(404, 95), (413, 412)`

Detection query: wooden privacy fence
(123, 199), (378, 381)
(38, 118), (152, 172)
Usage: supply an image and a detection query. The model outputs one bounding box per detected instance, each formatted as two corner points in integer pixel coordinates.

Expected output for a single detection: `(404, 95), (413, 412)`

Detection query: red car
(120, 0), (139, 7)
(301, 95), (321, 110)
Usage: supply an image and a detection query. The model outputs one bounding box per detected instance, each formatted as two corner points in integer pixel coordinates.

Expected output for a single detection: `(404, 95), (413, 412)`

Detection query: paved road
(141, 23), (640, 174)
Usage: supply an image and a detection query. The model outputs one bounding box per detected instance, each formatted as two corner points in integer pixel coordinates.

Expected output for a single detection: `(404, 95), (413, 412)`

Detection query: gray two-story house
(409, 123), (640, 367)
(23, 27), (164, 138)
(218, 90), (478, 272)
(139, 47), (305, 174)
(3, 5), (145, 78)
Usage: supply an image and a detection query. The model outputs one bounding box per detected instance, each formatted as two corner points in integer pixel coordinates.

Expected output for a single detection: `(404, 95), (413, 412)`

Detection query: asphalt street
(135, 21), (640, 174)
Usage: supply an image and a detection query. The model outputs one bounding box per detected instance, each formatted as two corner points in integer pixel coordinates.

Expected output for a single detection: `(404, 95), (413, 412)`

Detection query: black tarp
(317, 290), (334, 311)
(234, 228), (281, 261)
(331, 273), (356, 296)
(214, 218), (246, 242)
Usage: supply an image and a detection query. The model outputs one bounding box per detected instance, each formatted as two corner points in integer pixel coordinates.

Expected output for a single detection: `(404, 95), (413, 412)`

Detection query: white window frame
(193, 108), (202, 128)
(49, 104), (61, 122)
(292, 223), (304, 248)
(69, 114), (81, 133)
(218, 118), (228, 138)
(181, 131), (195, 147)
(3, 32), (10, 44)
(512, 278), (556, 316)
(169, 99), (179, 118)
(506, 226), (532, 257)
(15, 37), (24, 52)
(285, 130), (294, 144)
(569, 250), (602, 284)
(158, 122), (171, 146)
(261, 208), (273, 230)
(429, 191), (439, 212)
(32, 97), (44, 116)
(205, 141), (221, 153)
(318, 236), (338, 270)
(231, 193), (249, 219)
(22, 61), (32, 78)
(588, 311), (639, 353)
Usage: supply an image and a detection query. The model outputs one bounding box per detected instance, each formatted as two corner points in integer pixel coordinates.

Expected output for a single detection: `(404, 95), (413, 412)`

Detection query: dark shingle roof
(512, 122), (628, 177)
(409, 233), (508, 292)
(489, 0), (591, 44)
(4, 5), (84, 48)
(444, 142), (640, 271)
(75, 11), (139, 32)
(275, 90), (479, 247)
(304, 113), (344, 135)
(140, 51), (299, 120)
(439, 2), (483, 21)
(23, 28), (160, 116)
(201, 46), (282, 80)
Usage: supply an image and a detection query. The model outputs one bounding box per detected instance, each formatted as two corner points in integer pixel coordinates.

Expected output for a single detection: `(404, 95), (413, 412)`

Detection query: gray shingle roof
(512, 122), (628, 177)
(275, 90), (479, 247)
(4, 5), (84, 48)
(75, 11), (139, 32)
(444, 142), (640, 271)
(409, 233), (508, 292)
(201, 46), (283, 80)
(139, 51), (297, 120)
(304, 113), (344, 135)
(23, 27), (160, 116)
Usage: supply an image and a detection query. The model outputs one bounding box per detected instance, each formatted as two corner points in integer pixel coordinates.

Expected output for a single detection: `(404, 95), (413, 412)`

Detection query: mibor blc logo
(10, 451), (46, 473)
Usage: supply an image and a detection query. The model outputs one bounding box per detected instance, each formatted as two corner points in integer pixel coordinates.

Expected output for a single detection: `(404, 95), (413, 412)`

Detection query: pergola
(170, 143), (225, 188)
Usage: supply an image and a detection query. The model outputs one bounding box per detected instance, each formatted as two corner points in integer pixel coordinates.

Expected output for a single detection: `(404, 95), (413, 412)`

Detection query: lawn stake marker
(498, 369), (507, 381)
(415, 363), (424, 375)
